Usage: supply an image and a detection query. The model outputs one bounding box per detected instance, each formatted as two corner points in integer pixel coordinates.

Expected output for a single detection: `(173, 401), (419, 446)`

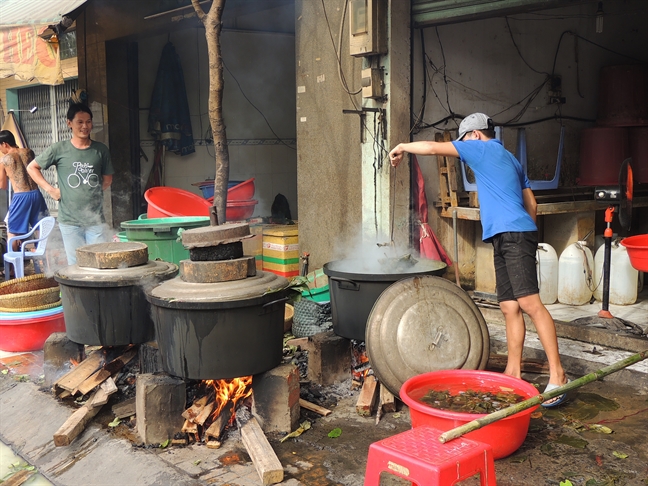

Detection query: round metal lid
(54, 260), (178, 287)
(147, 270), (289, 309)
(366, 275), (489, 396)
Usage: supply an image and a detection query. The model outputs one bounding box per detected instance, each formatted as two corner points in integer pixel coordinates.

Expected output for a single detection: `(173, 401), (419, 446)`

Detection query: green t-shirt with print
(35, 140), (114, 226)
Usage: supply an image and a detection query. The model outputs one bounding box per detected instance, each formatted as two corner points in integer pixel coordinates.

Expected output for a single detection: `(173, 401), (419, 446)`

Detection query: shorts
(492, 231), (539, 302)
(7, 190), (49, 235)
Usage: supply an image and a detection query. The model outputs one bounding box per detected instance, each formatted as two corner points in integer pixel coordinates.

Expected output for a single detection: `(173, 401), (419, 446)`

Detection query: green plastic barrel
(121, 216), (210, 265)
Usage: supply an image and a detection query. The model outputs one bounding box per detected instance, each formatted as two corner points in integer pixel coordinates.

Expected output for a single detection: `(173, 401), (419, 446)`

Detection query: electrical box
(361, 68), (383, 98)
(349, 0), (387, 57)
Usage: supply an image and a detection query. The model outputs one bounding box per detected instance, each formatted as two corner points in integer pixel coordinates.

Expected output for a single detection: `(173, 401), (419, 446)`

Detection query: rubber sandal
(541, 379), (571, 408)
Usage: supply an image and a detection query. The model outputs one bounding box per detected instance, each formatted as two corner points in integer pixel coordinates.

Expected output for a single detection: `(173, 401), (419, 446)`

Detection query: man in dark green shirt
(28, 103), (114, 265)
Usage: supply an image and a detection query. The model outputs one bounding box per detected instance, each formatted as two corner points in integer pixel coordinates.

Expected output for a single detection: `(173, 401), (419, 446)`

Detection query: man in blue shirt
(389, 113), (568, 406)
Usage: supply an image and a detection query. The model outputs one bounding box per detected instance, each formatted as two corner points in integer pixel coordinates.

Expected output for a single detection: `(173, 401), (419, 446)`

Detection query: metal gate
(17, 78), (78, 212)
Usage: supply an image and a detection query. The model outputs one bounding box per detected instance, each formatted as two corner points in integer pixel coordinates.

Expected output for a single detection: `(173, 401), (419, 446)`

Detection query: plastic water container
(558, 241), (594, 305)
(536, 243), (558, 304)
(593, 241), (639, 305)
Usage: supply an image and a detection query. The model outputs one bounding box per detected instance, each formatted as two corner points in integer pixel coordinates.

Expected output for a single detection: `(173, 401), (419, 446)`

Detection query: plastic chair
(4, 216), (56, 280)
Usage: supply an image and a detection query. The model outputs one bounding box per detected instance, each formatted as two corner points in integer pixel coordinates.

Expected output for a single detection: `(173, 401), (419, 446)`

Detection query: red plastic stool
(364, 425), (497, 486)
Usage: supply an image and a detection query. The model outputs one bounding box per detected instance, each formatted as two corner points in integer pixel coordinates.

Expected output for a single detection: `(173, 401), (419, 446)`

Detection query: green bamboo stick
(438, 348), (648, 444)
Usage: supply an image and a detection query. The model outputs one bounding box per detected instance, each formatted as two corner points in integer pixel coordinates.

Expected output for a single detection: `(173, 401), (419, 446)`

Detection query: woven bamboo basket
(0, 299), (62, 313)
(0, 274), (60, 310)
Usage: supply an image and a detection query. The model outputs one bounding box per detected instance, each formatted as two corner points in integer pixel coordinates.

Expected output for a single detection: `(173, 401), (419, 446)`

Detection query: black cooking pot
(55, 261), (178, 346)
(323, 258), (447, 341)
(146, 271), (289, 380)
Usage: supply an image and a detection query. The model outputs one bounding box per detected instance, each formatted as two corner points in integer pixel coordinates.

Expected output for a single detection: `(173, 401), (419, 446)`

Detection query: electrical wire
(222, 61), (296, 151)
(434, 27), (454, 117)
(505, 17), (550, 76)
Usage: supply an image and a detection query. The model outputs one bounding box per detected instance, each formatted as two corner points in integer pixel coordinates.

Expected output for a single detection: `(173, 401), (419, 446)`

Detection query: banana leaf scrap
(419, 388), (525, 414)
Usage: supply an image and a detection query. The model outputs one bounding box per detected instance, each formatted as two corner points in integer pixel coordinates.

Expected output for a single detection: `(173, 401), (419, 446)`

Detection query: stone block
(307, 330), (351, 386)
(253, 363), (300, 434)
(136, 373), (186, 445)
(43, 332), (84, 388)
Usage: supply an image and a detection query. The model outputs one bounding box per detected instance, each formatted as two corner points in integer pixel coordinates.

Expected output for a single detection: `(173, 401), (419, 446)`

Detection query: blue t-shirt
(452, 139), (536, 242)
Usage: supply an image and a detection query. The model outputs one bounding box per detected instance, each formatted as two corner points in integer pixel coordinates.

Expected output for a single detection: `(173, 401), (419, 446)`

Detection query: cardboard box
(262, 225), (299, 277)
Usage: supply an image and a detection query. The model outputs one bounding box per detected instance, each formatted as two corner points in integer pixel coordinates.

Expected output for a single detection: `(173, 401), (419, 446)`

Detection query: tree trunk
(192, 0), (229, 225)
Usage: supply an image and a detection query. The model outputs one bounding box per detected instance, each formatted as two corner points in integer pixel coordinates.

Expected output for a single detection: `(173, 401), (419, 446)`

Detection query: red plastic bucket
(145, 187), (211, 218)
(400, 370), (540, 459)
(228, 178), (255, 201)
(0, 308), (66, 352)
(206, 197), (258, 221)
(620, 235), (648, 272)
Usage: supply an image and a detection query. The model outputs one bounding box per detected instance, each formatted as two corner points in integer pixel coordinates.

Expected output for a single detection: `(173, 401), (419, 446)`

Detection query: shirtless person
(0, 130), (49, 250)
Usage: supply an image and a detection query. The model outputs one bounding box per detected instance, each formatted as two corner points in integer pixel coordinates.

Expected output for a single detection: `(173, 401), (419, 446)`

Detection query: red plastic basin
(145, 187), (211, 218)
(206, 197), (258, 221)
(228, 178), (255, 201)
(0, 308), (66, 352)
(400, 370), (540, 459)
(620, 235), (648, 272)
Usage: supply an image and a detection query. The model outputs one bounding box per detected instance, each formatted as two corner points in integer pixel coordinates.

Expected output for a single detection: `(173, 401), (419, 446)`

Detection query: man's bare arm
(389, 141), (459, 167)
(523, 188), (537, 223)
(102, 174), (113, 191)
(27, 160), (61, 201)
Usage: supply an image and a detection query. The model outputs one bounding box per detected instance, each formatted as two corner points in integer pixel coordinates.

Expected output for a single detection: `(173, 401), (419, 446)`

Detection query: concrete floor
(1, 288), (647, 485)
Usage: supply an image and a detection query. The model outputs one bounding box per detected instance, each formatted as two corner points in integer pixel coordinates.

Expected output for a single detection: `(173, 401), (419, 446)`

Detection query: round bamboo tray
(0, 299), (62, 313)
(0, 274), (60, 310)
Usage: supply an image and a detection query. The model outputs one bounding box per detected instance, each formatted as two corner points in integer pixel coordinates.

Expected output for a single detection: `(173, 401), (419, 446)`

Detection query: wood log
(112, 398), (136, 419)
(54, 350), (104, 392)
(171, 438), (188, 446)
(238, 416), (284, 485)
(88, 377), (118, 407)
(181, 419), (198, 434)
(487, 354), (550, 374)
(380, 384), (396, 413)
(139, 341), (163, 374)
(194, 401), (214, 426)
(2, 469), (35, 486)
(299, 398), (331, 417)
(53, 391), (103, 446)
(103, 348), (138, 376)
(101, 376), (118, 395)
(75, 369), (111, 396)
(182, 396), (209, 421)
(206, 440), (222, 449)
(356, 375), (378, 417)
(205, 406), (232, 440)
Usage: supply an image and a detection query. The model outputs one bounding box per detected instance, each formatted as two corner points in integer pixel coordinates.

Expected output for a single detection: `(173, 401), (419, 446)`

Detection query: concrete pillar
(43, 332), (84, 389)
(252, 364), (300, 434)
(307, 330), (351, 386)
(136, 373), (186, 445)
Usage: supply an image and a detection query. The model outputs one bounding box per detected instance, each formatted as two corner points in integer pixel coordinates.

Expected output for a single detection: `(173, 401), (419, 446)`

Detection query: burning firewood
(54, 350), (104, 395)
(182, 396), (209, 421)
(181, 419), (198, 435)
(204, 405), (232, 441)
(299, 398), (331, 417)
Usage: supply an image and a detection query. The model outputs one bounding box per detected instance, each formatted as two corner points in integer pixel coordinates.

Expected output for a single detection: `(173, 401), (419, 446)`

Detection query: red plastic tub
(400, 370), (540, 459)
(207, 197), (258, 221)
(0, 308), (66, 352)
(620, 235), (648, 272)
(228, 178), (255, 201)
(145, 187), (211, 218)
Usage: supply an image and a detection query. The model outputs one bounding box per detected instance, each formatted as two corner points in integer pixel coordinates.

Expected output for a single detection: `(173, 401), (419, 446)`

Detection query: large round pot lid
(147, 270), (289, 309)
(55, 260), (178, 288)
(324, 258), (446, 282)
(366, 275), (490, 396)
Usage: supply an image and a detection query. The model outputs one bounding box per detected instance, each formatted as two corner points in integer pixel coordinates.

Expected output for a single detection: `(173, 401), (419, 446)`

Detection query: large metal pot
(146, 271), (289, 380)
(323, 258), (447, 341)
(55, 260), (178, 346)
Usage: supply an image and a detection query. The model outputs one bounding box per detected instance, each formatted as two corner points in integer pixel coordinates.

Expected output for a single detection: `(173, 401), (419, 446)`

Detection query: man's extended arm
(389, 141), (459, 167)
(0, 157), (7, 190)
(523, 188), (537, 223)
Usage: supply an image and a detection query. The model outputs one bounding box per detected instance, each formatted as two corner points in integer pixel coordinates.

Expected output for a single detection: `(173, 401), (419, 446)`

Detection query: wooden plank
(356, 375), (379, 417)
(3, 469), (35, 486)
(101, 376), (118, 396)
(53, 391), (103, 447)
(88, 377), (118, 408)
(182, 396), (209, 421)
(181, 419), (198, 434)
(299, 399), (331, 417)
(112, 398), (136, 419)
(103, 348), (138, 376)
(54, 351), (104, 392)
(194, 401), (214, 426)
(75, 369), (111, 396)
(379, 385), (396, 413)
(239, 416), (284, 485)
(205, 406), (232, 440)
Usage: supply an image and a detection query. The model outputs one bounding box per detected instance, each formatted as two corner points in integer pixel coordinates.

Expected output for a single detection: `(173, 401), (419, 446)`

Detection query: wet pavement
(1, 343), (647, 486)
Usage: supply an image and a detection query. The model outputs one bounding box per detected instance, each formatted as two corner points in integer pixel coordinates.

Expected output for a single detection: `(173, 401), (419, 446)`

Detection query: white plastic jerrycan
(593, 240), (639, 305)
(536, 243), (558, 304)
(558, 241), (594, 305)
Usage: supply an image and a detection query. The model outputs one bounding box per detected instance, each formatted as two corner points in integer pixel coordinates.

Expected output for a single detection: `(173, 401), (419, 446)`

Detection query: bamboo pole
(439, 349), (648, 444)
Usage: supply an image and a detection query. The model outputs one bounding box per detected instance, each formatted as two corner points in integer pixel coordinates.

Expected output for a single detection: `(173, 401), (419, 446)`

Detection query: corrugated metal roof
(0, 0), (87, 27)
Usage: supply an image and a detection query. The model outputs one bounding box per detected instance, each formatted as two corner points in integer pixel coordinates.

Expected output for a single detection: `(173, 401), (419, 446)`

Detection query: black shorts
(492, 231), (539, 302)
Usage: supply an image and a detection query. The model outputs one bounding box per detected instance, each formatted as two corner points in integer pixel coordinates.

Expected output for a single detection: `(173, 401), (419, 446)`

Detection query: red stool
(364, 425), (497, 486)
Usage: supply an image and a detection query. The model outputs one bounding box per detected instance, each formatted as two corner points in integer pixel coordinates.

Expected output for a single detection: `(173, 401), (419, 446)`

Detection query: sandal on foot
(541, 380), (571, 408)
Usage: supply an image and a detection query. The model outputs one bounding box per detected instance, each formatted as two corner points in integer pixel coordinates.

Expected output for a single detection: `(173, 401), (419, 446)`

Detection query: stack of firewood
(52, 347), (137, 446)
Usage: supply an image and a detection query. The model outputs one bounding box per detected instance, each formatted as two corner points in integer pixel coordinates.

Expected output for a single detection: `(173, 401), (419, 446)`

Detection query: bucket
(578, 127), (629, 186)
(0, 307), (65, 352)
(593, 241), (638, 305)
(536, 243), (558, 305)
(400, 370), (540, 460)
(629, 127), (648, 184)
(596, 64), (648, 127)
(558, 241), (594, 305)
(620, 234), (648, 272)
(121, 216), (210, 266)
(144, 187), (211, 218)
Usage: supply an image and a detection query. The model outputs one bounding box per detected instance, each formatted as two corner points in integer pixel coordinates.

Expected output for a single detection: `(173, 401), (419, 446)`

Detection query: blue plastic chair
(4, 216), (56, 280)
